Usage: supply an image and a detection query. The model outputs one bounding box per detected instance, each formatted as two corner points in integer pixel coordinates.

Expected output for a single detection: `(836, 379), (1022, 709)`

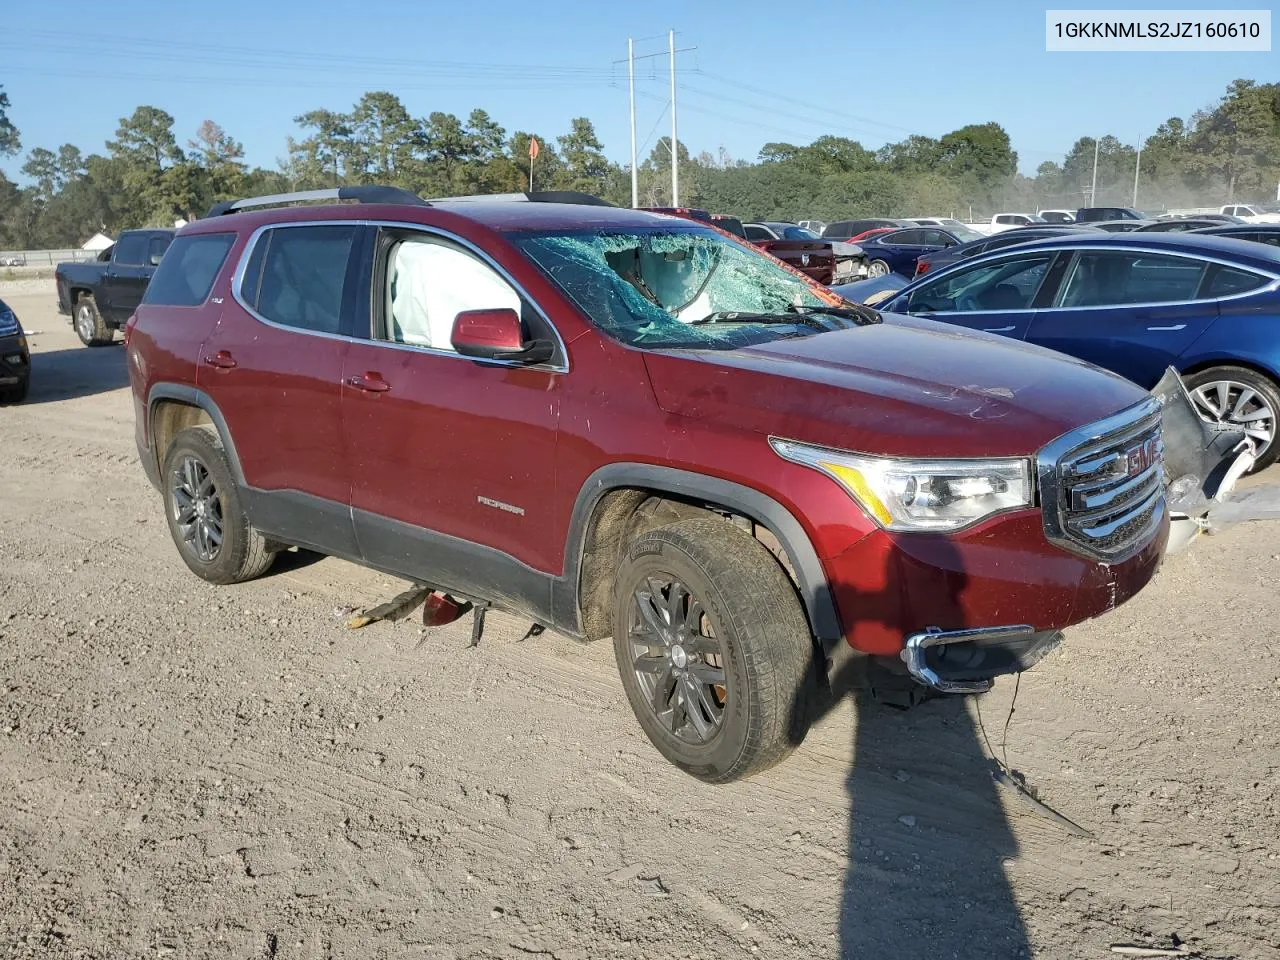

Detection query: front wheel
(1184, 365), (1280, 470)
(611, 517), (817, 783)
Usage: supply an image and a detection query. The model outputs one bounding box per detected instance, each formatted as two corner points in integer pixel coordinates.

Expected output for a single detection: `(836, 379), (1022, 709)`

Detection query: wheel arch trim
(146, 384), (246, 487)
(559, 463), (845, 653)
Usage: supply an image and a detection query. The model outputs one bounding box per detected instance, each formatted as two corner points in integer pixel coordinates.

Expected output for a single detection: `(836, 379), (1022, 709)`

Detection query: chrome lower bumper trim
(901, 625), (1037, 694)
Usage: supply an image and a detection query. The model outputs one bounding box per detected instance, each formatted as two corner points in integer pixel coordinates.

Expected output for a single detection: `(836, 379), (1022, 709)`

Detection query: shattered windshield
(513, 226), (843, 350)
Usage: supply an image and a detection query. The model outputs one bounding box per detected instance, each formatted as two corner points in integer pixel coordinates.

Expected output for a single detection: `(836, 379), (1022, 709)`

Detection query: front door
(196, 222), (365, 557)
(340, 227), (564, 602)
(892, 249), (1057, 341)
(1026, 250), (1219, 388)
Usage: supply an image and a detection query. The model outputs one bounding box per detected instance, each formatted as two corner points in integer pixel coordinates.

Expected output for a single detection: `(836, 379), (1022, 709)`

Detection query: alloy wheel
(867, 261), (889, 278)
(170, 455), (223, 562)
(1189, 379), (1275, 458)
(627, 576), (727, 744)
(76, 304), (95, 342)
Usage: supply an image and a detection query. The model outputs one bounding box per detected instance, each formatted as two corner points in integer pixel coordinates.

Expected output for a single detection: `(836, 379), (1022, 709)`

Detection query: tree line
(0, 78), (1276, 249)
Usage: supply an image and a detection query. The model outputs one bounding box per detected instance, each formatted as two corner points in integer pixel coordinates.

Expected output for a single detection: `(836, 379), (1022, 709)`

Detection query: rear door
(893, 249), (1059, 340)
(197, 222), (365, 556)
(1025, 249), (1218, 387)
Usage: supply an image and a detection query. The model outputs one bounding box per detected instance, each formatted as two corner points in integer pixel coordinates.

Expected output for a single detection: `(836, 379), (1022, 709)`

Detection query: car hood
(642, 314), (1151, 459)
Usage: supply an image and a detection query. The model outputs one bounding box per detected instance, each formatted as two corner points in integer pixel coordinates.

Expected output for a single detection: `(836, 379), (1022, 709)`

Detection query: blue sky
(2, 0), (1273, 182)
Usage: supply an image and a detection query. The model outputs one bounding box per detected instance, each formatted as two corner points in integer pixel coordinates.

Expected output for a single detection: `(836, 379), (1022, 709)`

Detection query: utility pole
(614, 35), (696, 207)
(669, 29), (679, 207)
(628, 37), (638, 208)
(1132, 136), (1142, 208)
(1090, 137), (1100, 207)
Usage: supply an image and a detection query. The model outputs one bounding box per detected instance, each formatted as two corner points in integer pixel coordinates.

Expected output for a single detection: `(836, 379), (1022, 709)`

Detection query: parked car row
(838, 229), (1280, 469)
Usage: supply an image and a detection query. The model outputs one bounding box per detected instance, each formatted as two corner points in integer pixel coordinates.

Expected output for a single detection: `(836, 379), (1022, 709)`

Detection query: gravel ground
(1, 283), (1277, 960)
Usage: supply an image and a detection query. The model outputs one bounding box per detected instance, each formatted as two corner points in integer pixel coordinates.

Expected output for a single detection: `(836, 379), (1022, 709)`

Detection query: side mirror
(450, 308), (554, 365)
(149, 253), (164, 266)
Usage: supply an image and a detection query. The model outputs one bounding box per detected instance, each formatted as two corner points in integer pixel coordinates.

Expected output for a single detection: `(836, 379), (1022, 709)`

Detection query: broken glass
(514, 226), (855, 350)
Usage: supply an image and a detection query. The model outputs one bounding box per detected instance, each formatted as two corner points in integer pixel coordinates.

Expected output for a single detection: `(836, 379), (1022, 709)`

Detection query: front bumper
(821, 506), (1169, 687)
(0, 333), (30, 387)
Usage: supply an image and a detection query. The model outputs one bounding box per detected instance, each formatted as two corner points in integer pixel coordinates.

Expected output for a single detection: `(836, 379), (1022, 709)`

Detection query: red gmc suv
(127, 186), (1169, 782)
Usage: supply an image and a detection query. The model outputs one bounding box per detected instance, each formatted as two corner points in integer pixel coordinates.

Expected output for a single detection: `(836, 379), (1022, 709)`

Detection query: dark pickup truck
(56, 229), (174, 346)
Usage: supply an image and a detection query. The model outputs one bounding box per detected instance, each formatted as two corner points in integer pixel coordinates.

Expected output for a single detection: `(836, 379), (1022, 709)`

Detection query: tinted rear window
(143, 234), (236, 307)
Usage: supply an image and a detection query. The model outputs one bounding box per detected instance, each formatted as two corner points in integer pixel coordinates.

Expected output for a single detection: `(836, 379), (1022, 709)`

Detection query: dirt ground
(1, 282), (1277, 960)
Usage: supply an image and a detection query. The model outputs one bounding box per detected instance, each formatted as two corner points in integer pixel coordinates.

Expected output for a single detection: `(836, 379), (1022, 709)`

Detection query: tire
(0, 378), (28, 404)
(160, 425), (275, 584)
(73, 295), (113, 347)
(1183, 365), (1280, 470)
(867, 259), (891, 278)
(611, 517), (817, 783)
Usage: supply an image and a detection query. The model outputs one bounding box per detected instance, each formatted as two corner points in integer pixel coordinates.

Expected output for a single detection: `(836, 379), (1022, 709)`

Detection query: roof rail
(429, 190), (615, 207)
(205, 185), (430, 218)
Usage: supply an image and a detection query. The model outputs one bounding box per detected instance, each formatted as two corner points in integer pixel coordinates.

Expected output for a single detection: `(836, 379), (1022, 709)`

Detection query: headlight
(770, 438), (1033, 532)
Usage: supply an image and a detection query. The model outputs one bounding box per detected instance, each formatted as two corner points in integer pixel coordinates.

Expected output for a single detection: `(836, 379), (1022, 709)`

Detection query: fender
(554, 463), (848, 663)
(145, 384), (247, 487)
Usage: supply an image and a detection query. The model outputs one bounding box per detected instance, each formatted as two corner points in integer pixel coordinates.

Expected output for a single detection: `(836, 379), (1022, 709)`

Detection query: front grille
(1037, 397), (1166, 562)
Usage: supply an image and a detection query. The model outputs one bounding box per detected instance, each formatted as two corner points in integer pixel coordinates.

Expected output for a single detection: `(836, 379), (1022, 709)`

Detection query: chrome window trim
(896, 243), (1280, 317)
(229, 218), (571, 374)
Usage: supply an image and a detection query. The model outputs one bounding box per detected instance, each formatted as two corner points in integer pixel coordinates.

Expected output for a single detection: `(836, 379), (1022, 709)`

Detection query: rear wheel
(1184, 365), (1280, 469)
(611, 517), (817, 783)
(74, 295), (113, 347)
(867, 259), (891, 278)
(161, 426), (275, 584)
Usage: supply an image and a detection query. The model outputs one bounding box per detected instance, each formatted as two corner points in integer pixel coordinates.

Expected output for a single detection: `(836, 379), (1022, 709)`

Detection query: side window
(1057, 252), (1205, 308)
(887, 229), (923, 245)
(919, 229), (949, 246)
(143, 234), (236, 307)
(744, 225), (773, 241)
(241, 225), (357, 335)
(147, 234), (172, 265)
(113, 233), (147, 266)
(906, 254), (1053, 313)
(383, 236), (521, 351)
(1201, 265), (1269, 298)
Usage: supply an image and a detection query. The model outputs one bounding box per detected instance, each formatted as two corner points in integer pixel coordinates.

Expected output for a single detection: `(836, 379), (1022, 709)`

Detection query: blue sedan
(874, 232), (1280, 466)
(856, 226), (969, 278)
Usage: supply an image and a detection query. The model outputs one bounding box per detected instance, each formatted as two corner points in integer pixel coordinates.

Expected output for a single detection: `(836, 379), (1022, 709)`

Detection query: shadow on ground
(25, 344), (130, 404)
(809, 538), (1031, 958)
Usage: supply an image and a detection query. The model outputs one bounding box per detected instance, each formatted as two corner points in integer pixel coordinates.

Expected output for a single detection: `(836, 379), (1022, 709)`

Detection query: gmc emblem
(1125, 437), (1159, 476)
(801, 253), (811, 267)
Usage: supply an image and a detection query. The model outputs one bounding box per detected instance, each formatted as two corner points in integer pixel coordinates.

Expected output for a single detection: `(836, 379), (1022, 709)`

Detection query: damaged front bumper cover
(902, 625), (1063, 693)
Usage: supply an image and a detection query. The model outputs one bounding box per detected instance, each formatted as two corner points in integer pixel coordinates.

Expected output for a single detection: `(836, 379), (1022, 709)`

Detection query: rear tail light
(123, 313), (137, 346)
(915, 261), (931, 276)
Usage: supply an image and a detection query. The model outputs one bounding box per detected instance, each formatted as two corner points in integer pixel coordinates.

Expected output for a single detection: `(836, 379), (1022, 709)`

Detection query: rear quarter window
(1201, 264), (1270, 298)
(142, 234), (237, 307)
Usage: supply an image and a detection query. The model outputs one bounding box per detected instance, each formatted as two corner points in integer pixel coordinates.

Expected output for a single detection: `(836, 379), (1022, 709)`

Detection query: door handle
(202, 350), (237, 369)
(982, 326), (1016, 333)
(1146, 324), (1187, 331)
(347, 373), (391, 393)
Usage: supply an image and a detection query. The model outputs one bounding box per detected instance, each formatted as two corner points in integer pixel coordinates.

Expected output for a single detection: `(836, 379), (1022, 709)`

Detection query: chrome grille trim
(1037, 397), (1166, 563)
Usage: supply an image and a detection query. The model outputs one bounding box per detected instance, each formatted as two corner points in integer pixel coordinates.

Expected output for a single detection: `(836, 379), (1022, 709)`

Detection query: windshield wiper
(786, 303), (882, 326)
(690, 311), (834, 331)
